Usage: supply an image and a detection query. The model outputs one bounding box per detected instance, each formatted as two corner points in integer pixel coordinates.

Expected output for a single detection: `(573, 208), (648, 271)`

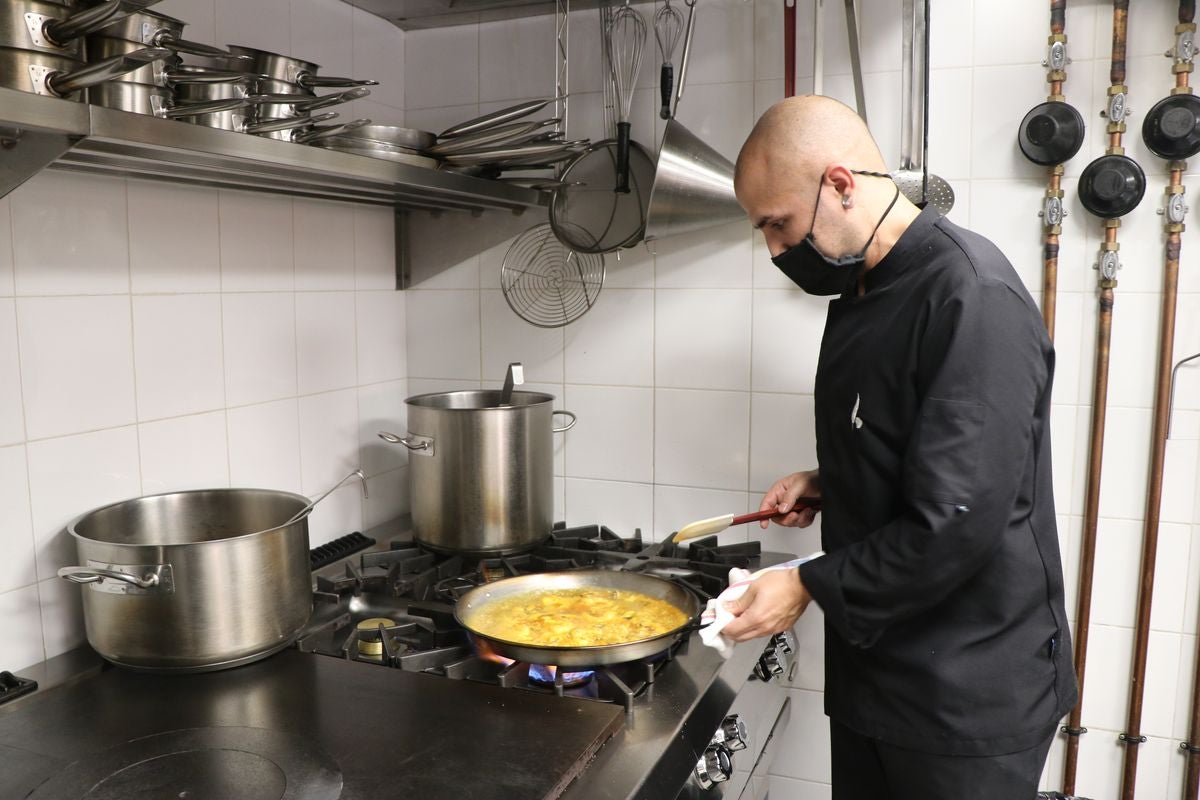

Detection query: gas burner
(529, 664), (595, 688)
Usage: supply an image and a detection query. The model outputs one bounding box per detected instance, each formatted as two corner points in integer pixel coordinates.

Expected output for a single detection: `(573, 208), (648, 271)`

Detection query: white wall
(0, 0), (409, 674)
(401, 1), (1200, 798)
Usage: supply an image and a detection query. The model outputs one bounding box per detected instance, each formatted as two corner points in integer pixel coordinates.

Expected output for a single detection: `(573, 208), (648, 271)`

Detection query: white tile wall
(399, 0), (1200, 797)
(0, 0), (409, 673)
(1, 0), (1198, 797)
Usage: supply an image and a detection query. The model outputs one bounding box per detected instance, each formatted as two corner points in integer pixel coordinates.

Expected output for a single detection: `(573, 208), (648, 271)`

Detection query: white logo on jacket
(851, 393), (864, 429)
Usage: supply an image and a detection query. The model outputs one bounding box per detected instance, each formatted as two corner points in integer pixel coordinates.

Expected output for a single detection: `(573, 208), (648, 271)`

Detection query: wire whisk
(606, 0), (646, 193)
(654, 0), (684, 119)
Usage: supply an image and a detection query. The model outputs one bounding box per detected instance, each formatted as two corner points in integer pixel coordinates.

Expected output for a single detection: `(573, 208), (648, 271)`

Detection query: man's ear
(825, 164), (855, 196)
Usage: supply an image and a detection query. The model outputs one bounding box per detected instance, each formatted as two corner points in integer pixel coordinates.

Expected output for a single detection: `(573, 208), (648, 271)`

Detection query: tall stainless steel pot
(58, 488), (314, 673)
(380, 390), (576, 556)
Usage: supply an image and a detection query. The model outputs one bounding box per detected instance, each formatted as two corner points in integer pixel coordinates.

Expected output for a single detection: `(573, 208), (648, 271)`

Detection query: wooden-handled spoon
(674, 497), (821, 543)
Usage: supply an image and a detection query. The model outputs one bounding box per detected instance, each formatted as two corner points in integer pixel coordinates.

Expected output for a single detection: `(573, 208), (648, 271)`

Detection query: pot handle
(42, 0), (161, 46)
(153, 33), (245, 60)
(58, 565), (162, 589)
(44, 47), (173, 97)
(552, 410), (577, 433)
(378, 431), (433, 452)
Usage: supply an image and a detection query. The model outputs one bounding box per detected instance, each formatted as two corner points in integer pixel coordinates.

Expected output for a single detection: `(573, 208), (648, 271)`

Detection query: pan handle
(244, 111), (338, 135)
(551, 410), (577, 433)
(43, 47), (173, 97)
(298, 75), (379, 89)
(162, 98), (249, 118)
(293, 118), (372, 144)
(295, 86), (372, 112)
(153, 33), (243, 60)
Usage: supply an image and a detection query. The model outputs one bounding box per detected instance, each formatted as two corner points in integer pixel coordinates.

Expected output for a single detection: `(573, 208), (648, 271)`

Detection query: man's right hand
(759, 470), (821, 529)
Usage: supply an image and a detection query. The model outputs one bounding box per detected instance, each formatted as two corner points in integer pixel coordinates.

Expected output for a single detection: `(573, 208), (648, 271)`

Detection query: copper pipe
(1120, 172), (1182, 800)
(1040, 0), (1068, 340)
(1063, 3), (1131, 791)
(1061, 222), (1119, 794)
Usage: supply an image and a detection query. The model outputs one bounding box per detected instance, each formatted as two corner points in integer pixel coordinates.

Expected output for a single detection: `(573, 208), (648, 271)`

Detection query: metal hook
(1168, 351), (1200, 438)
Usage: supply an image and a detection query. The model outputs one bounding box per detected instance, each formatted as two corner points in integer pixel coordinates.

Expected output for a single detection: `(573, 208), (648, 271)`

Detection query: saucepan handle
(551, 410), (577, 433)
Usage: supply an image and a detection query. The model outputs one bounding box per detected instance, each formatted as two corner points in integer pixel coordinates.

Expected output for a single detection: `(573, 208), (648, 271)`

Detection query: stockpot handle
(58, 565), (161, 589)
(378, 430), (431, 451)
(552, 410), (577, 433)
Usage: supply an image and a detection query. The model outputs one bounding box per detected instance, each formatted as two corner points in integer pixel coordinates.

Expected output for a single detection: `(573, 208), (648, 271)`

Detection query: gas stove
(0, 519), (796, 800)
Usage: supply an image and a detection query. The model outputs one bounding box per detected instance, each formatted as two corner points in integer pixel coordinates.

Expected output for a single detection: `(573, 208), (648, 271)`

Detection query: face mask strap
(804, 172), (901, 267)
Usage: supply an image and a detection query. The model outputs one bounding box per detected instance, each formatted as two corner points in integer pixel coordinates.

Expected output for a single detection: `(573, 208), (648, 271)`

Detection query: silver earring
(841, 195), (853, 208)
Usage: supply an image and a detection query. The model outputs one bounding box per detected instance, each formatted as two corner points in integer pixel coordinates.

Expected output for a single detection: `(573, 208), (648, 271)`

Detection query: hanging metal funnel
(643, 119), (746, 242)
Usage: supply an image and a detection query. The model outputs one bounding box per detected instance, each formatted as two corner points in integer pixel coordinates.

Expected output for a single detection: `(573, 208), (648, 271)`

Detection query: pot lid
(1078, 154), (1146, 218)
(1018, 101), (1086, 166)
(1142, 92), (1200, 160)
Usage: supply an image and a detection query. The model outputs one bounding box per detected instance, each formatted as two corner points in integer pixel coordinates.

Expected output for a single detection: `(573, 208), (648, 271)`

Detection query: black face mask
(771, 171), (900, 296)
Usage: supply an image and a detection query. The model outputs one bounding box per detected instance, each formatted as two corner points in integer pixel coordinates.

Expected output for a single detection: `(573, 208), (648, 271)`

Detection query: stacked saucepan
(0, 0), (176, 101)
(84, 8), (255, 120)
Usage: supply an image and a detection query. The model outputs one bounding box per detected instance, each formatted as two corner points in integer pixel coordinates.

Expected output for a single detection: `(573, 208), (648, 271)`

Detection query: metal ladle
(281, 469), (368, 527)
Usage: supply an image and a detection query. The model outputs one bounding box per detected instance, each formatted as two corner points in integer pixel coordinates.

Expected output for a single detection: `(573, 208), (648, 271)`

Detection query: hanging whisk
(607, 0), (646, 193)
(655, 0), (684, 119)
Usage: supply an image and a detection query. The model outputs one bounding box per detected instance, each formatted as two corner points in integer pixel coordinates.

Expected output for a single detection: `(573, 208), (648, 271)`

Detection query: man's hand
(721, 568), (812, 642)
(758, 470), (821, 529)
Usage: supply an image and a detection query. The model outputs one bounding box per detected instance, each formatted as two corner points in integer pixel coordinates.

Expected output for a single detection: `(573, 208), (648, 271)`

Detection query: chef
(722, 95), (1078, 798)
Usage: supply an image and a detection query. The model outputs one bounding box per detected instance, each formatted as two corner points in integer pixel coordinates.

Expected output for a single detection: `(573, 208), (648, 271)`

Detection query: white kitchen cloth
(698, 553), (824, 658)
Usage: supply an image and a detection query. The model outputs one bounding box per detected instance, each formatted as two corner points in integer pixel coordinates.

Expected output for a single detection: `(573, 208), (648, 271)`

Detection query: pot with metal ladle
(378, 363), (577, 557)
(57, 470), (366, 673)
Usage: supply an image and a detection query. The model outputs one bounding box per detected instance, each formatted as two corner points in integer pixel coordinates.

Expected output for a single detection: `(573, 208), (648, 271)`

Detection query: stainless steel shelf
(0, 87), (547, 215)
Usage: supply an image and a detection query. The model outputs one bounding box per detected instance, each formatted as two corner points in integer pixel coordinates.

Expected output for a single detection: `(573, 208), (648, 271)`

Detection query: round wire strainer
(502, 223), (605, 328)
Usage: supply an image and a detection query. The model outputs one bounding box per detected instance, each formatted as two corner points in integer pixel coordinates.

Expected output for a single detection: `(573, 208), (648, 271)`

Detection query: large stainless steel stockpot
(58, 488), (315, 673)
(381, 390), (576, 556)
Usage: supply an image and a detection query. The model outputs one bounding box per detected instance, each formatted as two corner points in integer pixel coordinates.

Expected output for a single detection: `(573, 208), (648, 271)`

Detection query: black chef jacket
(798, 206), (1078, 756)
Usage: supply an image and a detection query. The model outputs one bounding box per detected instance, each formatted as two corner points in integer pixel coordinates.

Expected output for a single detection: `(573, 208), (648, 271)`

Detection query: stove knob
(693, 744), (733, 790)
(713, 714), (749, 751)
(759, 648), (785, 678)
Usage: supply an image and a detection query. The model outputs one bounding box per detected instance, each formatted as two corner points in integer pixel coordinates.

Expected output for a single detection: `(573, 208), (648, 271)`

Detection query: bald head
(734, 96), (918, 266)
(736, 95), (887, 190)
